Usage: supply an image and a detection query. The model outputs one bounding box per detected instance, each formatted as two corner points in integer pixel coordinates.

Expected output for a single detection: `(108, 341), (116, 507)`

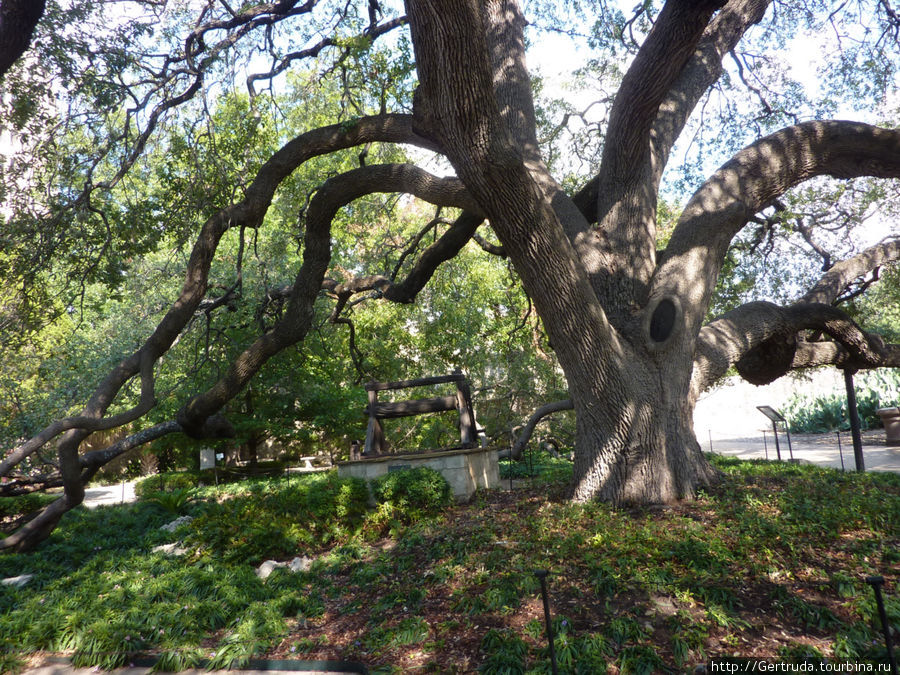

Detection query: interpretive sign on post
(756, 406), (793, 462)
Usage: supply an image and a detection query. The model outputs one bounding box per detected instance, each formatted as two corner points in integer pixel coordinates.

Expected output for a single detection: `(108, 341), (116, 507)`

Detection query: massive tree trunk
(568, 355), (717, 503)
(402, 0), (726, 503)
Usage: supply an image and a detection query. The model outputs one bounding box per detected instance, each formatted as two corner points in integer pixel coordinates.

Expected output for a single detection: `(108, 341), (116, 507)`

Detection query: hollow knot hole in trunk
(643, 295), (682, 351)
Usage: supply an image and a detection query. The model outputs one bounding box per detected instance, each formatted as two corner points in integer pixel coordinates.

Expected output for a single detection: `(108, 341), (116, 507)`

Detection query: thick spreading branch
(654, 121), (900, 343)
(562, 1), (772, 327)
(596, 0), (726, 211)
(6, 115), (433, 468)
(570, 0), (771, 227)
(694, 300), (893, 395)
(178, 163), (479, 432)
(802, 237), (900, 305)
(2, 117), (437, 550)
(580, 0), (727, 316)
(498, 399), (574, 461)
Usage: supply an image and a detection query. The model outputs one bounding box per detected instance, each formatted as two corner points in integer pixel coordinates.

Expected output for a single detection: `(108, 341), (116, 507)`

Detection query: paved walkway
(705, 428), (900, 473)
(82, 479), (138, 508)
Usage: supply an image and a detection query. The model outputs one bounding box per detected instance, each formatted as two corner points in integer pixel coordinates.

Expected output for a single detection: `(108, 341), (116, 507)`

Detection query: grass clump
(134, 471), (197, 498)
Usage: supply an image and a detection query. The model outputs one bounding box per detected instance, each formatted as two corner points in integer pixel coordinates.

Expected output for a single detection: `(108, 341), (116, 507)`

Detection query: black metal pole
(784, 423), (794, 461)
(836, 431), (845, 471)
(772, 420), (782, 461)
(866, 576), (897, 675)
(844, 369), (866, 472)
(534, 570), (558, 675)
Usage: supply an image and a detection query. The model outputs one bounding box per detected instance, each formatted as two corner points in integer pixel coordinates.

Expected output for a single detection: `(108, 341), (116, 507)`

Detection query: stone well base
(337, 447), (499, 501)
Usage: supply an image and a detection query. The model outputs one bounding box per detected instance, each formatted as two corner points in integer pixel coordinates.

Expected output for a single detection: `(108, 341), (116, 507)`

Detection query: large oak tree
(2, 0), (900, 551)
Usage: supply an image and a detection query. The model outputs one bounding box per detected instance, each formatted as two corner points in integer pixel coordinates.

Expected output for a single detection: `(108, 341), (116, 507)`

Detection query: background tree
(2, 0), (900, 551)
(0, 0), (46, 77)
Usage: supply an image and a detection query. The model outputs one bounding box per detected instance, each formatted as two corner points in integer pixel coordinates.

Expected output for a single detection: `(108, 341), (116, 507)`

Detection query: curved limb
(498, 399), (574, 461)
(653, 121), (900, 344)
(694, 301), (893, 395)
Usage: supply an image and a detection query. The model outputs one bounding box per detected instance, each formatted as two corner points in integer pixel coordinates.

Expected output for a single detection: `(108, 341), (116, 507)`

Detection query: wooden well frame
(363, 371), (476, 455)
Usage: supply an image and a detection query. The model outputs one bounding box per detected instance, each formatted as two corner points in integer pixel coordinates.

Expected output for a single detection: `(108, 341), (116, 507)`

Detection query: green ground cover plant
(0, 459), (897, 673)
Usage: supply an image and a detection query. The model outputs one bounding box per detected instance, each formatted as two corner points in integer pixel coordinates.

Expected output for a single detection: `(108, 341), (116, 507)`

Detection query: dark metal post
(784, 423), (794, 461)
(836, 431), (845, 471)
(843, 369), (866, 472)
(534, 570), (558, 675)
(866, 576), (897, 675)
(772, 420), (782, 461)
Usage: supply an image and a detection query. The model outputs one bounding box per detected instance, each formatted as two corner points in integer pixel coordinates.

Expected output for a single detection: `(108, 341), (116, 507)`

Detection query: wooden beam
(365, 373), (465, 392)
(366, 395), (458, 419)
(456, 380), (476, 447)
(364, 389), (383, 454)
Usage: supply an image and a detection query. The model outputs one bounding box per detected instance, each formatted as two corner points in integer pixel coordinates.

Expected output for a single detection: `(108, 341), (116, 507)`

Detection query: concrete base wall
(336, 447), (500, 501)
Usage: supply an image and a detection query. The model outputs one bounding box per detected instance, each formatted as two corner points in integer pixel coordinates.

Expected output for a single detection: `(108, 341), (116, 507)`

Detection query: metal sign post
(843, 369), (866, 472)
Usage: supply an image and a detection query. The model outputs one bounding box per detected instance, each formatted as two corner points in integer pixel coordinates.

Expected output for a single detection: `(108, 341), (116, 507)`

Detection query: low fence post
(534, 569), (558, 675)
(866, 576), (897, 675)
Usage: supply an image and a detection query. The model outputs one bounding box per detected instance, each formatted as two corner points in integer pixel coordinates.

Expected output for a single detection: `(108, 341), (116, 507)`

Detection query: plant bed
(0, 457), (897, 673)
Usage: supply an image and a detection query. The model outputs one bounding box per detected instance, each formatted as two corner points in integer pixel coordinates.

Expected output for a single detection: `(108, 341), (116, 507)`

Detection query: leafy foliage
(783, 369), (900, 432)
(133, 471), (197, 499)
(371, 467), (453, 516)
(185, 472), (370, 564)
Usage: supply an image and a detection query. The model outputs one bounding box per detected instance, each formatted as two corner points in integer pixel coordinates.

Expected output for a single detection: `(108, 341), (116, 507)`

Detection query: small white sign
(199, 448), (215, 470)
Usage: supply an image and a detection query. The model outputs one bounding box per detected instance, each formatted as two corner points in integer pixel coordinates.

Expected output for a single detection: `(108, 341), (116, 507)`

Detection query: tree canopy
(1, 0), (900, 551)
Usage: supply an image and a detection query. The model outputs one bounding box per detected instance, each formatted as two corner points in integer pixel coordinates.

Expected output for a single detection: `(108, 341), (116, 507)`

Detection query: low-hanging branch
(498, 398), (574, 461)
(0, 119), (442, 551)
(177, 163), (483, 435)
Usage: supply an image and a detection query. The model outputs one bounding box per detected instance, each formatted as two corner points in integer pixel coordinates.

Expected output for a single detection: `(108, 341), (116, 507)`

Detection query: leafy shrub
(371, 467), (453, 517)
(185, 472), (369, 563)
(0, 493), (57, 519)
(134, 471), (196, 498)
(784, 369), (900, 432)
(142, 488), (195, 514)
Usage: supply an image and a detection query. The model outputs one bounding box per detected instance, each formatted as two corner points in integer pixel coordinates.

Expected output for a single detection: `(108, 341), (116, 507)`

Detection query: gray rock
(2, 574), (34, 588)
(256, 556), (314, 578)
(256, 560), (282, 579)
(289, 556), (313, 572)
(152, 542), (188, 556)
(160, 515), (193, 532)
